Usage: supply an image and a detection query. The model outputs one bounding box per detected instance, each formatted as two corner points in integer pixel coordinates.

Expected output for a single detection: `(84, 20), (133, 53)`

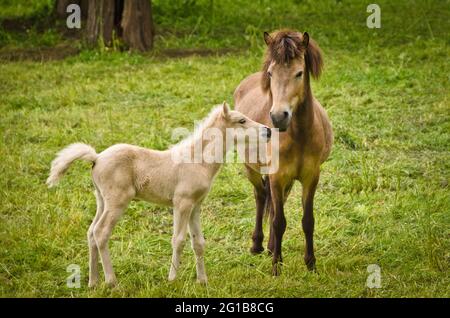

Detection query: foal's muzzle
(261, 126), (271, 142)
(270, 111), (291, 132)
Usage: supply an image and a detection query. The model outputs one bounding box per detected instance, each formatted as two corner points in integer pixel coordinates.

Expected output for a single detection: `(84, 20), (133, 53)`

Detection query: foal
(47, 102), (270, 287)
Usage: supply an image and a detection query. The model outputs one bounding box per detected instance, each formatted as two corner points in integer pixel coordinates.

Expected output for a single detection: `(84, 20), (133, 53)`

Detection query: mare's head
(262, 29), (323, 131)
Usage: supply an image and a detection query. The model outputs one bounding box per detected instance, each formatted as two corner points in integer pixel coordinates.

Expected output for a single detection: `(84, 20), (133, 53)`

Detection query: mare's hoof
(305, 256), (316, 272)
(250, 245), (264, 255)
(271, 263), (282, 276)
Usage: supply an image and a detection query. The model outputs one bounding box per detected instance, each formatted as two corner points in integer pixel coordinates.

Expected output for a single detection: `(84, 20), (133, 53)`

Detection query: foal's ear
(263, 32), (272, 46)
(222, 101), (230, 118)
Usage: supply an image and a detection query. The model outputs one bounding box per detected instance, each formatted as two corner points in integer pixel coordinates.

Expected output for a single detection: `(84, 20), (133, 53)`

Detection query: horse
(234, 29), (333, 275)
(46, 102), (271, 287)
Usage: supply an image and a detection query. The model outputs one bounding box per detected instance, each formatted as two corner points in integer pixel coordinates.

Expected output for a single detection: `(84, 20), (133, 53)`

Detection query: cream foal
(46, 102), (270, 287)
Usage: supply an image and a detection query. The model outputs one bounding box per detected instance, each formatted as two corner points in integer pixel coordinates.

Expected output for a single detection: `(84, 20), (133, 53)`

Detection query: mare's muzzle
(270, 111), (291, 132)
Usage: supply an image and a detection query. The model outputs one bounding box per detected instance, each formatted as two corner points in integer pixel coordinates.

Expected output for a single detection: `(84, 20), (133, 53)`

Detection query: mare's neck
(288, 75), (314, 138)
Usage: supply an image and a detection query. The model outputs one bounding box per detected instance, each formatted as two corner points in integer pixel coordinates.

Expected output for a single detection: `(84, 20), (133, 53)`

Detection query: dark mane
(261, 29), (323, 92)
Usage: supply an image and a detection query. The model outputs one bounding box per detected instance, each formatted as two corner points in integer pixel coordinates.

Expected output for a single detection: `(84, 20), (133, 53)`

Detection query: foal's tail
(46, 143), (97, 188)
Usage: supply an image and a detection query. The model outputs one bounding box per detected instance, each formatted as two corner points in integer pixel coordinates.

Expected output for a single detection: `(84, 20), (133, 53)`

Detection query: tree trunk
(121, 0), (154, 51)
(84, 0), (154, 51)
(86, 0), (117, 46)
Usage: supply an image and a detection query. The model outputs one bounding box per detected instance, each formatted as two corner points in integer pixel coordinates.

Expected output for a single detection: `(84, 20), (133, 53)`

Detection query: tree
(54, 0), (154, 51)
(121, 0), (154, 51)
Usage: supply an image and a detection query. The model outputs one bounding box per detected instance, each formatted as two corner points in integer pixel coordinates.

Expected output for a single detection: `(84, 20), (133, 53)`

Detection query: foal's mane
(170, 105), (223, 150)
(261, 29), (323, 92)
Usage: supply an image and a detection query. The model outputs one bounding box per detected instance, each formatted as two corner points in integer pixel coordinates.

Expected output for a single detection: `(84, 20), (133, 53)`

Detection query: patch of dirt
(0, 45), (80, 62)
(0, 16), (54, 32)
(159, 47), (241, 58)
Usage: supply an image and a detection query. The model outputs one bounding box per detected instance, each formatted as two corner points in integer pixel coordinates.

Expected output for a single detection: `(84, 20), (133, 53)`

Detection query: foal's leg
(301, 173), (319, 271)
(189, 205), (207, 284)
(87, 188), (104, 287)
(93, 191), (133, 287)
(168, 199), (194, 281)
(269, 179), (287, 276)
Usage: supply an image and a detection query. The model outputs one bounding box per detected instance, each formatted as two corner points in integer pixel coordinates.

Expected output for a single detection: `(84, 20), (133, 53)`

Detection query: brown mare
(234, 29), (333, 275)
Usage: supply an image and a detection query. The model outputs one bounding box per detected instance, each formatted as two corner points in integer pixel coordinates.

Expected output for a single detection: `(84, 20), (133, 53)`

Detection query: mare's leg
(301, 173), (319, 271)
(188, 205), (207, 284)
(168, 199), (194, 281)
(267, 182), (293, 255)
(244, 165), (267, 254)
(93, 189), (133, 287)
(87, 187), (103, 287)
(269, 178), (287, 276)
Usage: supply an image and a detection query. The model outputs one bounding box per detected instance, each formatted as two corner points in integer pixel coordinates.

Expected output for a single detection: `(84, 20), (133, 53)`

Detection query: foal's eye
(239, 119), (246, 124)
(296, 71), (303, 78)
(267, 71), (272, 78)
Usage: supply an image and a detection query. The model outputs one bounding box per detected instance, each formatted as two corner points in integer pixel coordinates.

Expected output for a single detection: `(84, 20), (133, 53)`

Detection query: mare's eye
(268, 71), (272, 78)
(296, 71), (303, 78)
(239, 119), (246, 124)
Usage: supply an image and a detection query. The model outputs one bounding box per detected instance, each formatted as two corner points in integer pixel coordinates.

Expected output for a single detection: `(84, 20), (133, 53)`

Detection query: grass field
(0, 0), (449, 297)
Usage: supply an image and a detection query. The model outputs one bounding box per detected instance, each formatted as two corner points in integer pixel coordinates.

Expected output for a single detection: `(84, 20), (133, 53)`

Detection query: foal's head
(219, 102), (271, 142)
(262, 29), (323, 131)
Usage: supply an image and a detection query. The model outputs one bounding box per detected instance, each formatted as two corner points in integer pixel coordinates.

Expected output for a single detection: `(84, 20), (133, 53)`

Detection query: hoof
(250, 245), (264, 255)
(271, 263), (282, 276)
(197, 277), (208, 285)
(105, 280), (118, 288)
(168, 275), (176, 282)
(88, 280), (99, 288)
(305, 256), (316, 272)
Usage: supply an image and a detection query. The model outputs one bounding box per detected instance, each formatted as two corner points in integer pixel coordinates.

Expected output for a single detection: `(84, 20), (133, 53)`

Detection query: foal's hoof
(197, 277), (208, 285)
(250, 245), (264, 255)
(88, 280), (99, 288)
(105, 279), (118, 288)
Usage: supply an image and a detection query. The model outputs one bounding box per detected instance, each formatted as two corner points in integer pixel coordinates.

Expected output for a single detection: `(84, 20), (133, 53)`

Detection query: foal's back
(93, 144), (175, 206)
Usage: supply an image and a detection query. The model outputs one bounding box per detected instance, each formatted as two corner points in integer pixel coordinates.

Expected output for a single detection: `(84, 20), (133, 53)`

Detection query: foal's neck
(189, 115), (227, 174)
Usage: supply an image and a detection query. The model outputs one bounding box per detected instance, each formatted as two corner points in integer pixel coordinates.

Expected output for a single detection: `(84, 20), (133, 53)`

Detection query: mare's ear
(222, 101), (230, 118)
(304, 32), (323, 80)
(263, 32), (272, 46)
(301, 32), (310, 49)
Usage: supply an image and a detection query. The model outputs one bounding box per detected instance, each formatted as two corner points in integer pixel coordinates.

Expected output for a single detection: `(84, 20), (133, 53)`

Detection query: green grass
(0, 0), (449, 297)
